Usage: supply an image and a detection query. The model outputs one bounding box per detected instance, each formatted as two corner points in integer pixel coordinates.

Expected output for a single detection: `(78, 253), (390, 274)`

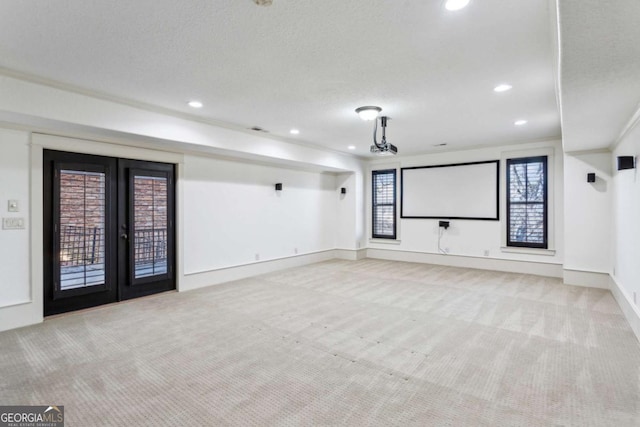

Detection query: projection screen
(401, 160), (499, 220)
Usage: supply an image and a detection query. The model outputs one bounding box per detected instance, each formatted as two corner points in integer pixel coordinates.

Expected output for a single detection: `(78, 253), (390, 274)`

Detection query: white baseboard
(181, 250), (337, 292)
(366, 248), (563, 278)
(334, 248), (367, 261)
(563, 269), (610, 289)
(0, 301), (43, 333)
(610, 276), (640, 343)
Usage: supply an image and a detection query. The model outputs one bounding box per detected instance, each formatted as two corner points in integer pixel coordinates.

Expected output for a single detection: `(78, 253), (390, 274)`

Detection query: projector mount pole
(373, 116), (388, 149)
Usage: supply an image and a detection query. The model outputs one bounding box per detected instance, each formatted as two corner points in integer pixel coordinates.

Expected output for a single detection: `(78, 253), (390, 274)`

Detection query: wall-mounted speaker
(340, 187), (347, 194)
(587, 173), (596, 183)
(617, 156), (635, 171)
(275, 183), (283, 191)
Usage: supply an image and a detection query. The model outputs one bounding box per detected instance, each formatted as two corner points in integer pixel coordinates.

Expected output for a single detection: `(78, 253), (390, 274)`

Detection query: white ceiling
(558, 0), (640, 152)
(0, 0), (612, 157)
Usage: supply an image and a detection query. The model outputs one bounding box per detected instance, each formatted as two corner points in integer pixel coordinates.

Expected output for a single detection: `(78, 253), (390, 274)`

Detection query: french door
(44, 150), (176, 316)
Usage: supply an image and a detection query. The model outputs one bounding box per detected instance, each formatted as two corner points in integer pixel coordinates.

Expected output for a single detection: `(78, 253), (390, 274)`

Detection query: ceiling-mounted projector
(370, 142), (398, 156)
(355, 107), (398, 156)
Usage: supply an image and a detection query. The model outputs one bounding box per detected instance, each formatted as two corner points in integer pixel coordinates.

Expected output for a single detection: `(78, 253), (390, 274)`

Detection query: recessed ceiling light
(494, 84), (512, 93)
(514, 119), (528, 126)
(290, 129), (300, 135)
(348, 145), (356, 150)
(445, 0), (470, 11)
(188, 100), (203, 108)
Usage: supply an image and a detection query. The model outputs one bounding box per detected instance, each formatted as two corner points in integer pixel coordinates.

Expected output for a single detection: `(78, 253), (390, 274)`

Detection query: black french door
(44, 150), (175, 316)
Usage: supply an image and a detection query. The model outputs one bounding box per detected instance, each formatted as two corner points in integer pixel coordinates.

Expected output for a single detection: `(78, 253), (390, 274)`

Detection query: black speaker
(439, 220), (450, 230)
(275, 183), (283, 191)
(617, 156), (635, 171)
(340, 187), (347, 194)
(587, 173), (596, 183)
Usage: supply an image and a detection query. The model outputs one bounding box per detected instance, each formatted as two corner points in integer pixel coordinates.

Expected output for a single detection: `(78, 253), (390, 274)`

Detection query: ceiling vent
(253, 0), (273, 6)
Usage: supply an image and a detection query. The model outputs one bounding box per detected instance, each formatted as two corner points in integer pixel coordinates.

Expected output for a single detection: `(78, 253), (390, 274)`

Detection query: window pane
(374, 206), (395, 237)
(59, 170), (105, 290)
(509, 163), (528, 203)
(133, 175), (168, 278)
(509, 203), (545, 244)
(374, 173), (394, 205)
(526, 162), (545, 202)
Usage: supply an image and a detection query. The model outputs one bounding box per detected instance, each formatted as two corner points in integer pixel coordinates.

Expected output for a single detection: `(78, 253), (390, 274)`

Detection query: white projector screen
(401, 160), (499, 220)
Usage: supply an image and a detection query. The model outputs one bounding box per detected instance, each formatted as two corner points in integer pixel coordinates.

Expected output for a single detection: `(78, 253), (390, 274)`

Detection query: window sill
(500, 246), (556, 256)
(369, 238), (402, 245)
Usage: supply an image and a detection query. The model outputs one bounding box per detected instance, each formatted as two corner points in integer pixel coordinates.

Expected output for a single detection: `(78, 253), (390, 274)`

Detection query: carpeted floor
(1, 259), (639, 426)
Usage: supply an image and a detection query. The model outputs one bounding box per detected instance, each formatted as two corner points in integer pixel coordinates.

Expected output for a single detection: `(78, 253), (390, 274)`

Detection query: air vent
(249, 126), (269, 133)
(434, 143), (447, 147)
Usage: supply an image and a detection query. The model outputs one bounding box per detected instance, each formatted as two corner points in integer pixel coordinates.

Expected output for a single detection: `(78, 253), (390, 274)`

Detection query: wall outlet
(483, 250), (490, 257)
(294, 248), (298, 254)
(2, 217), (25, 230)
(255, 253), (260, 261)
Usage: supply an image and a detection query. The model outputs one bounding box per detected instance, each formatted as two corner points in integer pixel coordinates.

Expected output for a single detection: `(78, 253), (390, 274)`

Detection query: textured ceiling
(558, 0), (640, 152)
(0, 0), (561, 156)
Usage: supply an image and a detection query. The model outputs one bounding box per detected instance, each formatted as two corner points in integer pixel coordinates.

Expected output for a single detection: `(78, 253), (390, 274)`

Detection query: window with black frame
(372, 169), (396, 239)
(506, 156), (548, 248)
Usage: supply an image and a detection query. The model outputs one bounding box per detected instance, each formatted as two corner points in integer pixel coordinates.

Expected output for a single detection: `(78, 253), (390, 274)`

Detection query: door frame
(118, 159), (176, 301)
(35, 134), (183, 318)
(43, 151), (119, 315)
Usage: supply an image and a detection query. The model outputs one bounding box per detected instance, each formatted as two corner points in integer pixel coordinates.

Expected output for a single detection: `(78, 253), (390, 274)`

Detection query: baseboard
(0, 301), (43, 333)
(181, 249), (338, 292)
(609, 275), (640, 343)
(365, 248), (563, 278)
(563, 268), (611, 289)
(334, 248), (367, 261)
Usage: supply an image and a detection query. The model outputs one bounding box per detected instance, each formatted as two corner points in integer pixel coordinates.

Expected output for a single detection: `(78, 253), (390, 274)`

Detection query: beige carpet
(1, 259), (639, 426)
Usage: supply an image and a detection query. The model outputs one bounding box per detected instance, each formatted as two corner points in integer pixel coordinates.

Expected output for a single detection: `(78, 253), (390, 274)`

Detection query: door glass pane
(133, 175), (168, 278)
(59, 170), (106, 290)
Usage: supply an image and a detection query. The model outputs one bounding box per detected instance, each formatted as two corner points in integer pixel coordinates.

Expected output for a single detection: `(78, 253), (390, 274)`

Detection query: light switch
(2, 217), (25, 230)
(8, 200), (19, 212)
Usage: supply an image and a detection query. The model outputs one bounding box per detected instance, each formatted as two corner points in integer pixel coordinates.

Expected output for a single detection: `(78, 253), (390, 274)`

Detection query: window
(506, 156), (548, 248)
(372, 169), (396, 239)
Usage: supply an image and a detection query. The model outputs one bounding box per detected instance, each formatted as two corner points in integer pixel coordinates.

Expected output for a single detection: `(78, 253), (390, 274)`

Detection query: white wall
(609, 119), (640, 339)
(612, 122), (640, 306)
(367, 139), (564, 276)
(563, 151), (612, 275)
(0, 126), (365, 332)
(0, 128), (31, 330)
(183, 155), (339, 275)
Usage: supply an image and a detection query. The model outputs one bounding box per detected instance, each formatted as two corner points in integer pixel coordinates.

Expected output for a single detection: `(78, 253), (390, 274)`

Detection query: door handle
(121, 233), (128, 240)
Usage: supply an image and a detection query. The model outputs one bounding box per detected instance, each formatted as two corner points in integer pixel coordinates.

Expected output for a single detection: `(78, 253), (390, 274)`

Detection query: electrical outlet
(483, 250), (489, 257)
(294, 248), (298, 254)
(255, 253), (260, 261)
